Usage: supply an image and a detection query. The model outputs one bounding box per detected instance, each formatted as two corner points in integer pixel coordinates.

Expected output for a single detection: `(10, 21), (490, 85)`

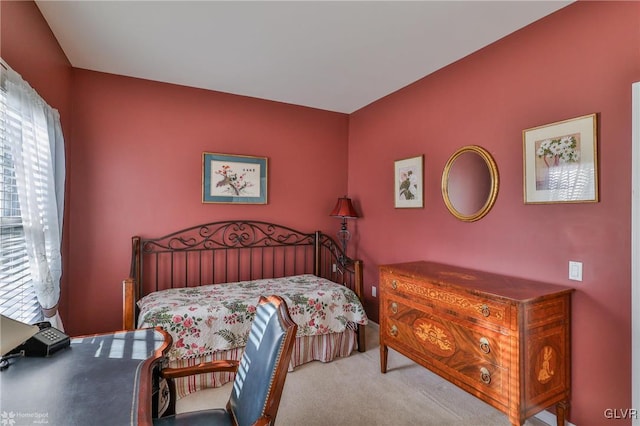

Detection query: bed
(122, 220), (368, 398)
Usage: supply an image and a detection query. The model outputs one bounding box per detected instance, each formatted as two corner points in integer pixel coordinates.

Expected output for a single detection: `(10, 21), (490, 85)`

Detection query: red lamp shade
(330, 197), (359, 219)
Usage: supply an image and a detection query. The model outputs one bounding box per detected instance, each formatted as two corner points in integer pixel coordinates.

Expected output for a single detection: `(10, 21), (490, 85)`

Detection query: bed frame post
(354, 259), (366, 352)
(123, 278), (135, 330)
(122, 236), (141, 330)
(313, 231), (321, 276)
(354, 259), (364, 299)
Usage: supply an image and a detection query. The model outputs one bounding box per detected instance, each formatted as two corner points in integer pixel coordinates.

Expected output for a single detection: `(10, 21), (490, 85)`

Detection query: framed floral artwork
(523, 114), (598, 204)
(394, 155), (424, 208)
(202, 153), (268, 204)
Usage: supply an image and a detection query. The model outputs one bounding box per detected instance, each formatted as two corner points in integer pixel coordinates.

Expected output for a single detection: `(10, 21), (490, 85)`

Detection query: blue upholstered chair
(154, 295), (298, 426)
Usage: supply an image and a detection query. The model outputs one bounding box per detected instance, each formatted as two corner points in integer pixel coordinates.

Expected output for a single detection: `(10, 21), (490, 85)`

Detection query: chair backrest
(228, 295), (297, 426)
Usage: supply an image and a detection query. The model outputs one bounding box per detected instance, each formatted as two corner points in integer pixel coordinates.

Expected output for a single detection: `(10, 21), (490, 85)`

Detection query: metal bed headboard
(123, 221), (363, 333)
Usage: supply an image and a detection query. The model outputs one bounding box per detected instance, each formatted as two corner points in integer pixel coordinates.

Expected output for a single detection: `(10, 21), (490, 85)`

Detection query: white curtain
(2, 61), (66, 330)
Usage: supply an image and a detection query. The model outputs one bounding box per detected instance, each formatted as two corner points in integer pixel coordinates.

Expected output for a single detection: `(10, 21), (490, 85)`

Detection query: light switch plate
(569, 261), (583, 281)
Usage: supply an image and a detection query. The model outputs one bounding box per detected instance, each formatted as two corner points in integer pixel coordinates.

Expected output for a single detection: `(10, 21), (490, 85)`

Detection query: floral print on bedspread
(137, 274), (368, 361)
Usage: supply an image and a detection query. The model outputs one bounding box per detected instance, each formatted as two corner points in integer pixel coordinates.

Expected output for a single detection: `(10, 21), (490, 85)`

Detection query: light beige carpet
(177, 323), (551, 426)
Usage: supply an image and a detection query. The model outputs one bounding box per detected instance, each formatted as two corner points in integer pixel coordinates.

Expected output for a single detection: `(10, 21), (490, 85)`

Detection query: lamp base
(337, 219), (351, 263)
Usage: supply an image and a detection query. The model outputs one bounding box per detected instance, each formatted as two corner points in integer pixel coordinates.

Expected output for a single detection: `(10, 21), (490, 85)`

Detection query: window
(0, 73), (43, 324)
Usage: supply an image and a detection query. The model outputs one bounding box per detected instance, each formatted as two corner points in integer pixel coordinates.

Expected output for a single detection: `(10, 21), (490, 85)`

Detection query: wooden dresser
(379, 261), (573, 426)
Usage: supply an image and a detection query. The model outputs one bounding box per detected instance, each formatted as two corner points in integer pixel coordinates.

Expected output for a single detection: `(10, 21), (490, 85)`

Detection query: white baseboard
(535, 409), (576, 426)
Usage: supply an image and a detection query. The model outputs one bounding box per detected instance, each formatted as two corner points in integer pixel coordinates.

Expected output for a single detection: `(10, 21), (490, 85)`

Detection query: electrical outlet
(332, 263), (337, 273)
(372, 286), (377, 297)
(569, 261), (583, 281)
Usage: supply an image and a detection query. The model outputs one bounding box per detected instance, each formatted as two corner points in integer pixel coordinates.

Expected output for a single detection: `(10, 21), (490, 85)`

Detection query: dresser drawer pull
(481, 304), (490, 317)
(390, 325), (398, 337)
(390, 302), (398, 314)
(391, 280), (398, 290)
(480, 367), (491, 384)
(479, 337), (490, 354)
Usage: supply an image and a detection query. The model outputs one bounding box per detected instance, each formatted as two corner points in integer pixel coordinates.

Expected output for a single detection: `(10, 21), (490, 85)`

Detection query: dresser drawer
(455, 358), (508, 407)
(381, 274), (511, 330)
(382, 298), (508, 367)
(381, 299), (509, 405)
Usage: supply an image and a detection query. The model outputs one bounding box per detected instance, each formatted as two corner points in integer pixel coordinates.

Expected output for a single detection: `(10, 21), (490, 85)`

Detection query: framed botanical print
(394, 155), (424, 208)
(523, 114), (598, 204)
(202, 152), (268, 204)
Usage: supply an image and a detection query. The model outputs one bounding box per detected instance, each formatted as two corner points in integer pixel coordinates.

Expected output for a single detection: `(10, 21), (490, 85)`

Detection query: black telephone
(18, 322), (70, 357)
(1, 316), (70, 358)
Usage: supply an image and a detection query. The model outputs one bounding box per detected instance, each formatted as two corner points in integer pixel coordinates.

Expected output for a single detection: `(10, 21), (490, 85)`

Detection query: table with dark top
(0, 328), (171, 426)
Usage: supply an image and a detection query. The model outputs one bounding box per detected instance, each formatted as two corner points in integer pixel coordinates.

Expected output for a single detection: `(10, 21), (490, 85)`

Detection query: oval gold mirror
(441, 145), (499, 222)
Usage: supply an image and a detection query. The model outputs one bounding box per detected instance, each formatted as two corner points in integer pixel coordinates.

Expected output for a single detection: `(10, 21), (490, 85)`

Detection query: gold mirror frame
(441, 145), (499, 222)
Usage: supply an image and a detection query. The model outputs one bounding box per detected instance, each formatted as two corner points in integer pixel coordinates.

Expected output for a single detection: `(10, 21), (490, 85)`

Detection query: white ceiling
(35, 1), (572, 114)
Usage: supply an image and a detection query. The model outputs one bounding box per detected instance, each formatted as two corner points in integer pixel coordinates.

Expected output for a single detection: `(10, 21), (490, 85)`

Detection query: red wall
(0, 1), (72, 123)
(349, 2), (639, 425)
(68, 70), (349, 334)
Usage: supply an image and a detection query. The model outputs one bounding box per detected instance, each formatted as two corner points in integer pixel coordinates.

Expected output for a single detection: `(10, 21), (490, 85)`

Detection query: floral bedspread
(137, 274), (368, 361)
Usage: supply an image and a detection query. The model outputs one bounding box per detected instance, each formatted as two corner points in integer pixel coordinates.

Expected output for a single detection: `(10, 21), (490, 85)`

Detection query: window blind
(0, 72), (43, 324)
